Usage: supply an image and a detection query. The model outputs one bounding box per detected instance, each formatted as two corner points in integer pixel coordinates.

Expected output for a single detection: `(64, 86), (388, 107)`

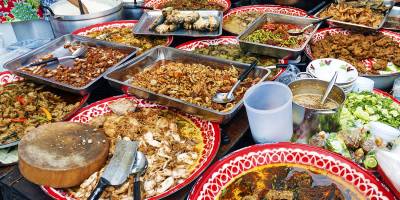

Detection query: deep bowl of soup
(289, 79), (346, 142)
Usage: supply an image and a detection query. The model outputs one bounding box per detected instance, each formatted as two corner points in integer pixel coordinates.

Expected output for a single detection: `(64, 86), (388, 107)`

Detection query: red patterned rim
(175, 36), (286, 80)
(71, 20), (173, 47)
(0, 71), (89, 144)
(41, 94), (221, 200)
(143, 0), (231, 13)
(304, 28), (400, 76)
(188, 142), (395, 200)
(373, 89), (400, 105)
(222, 4), (308, 34)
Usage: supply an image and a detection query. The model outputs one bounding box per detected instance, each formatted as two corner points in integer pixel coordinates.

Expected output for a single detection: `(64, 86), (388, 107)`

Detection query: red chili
(16, 96), (26, 105)
(10, 118), (26, 123)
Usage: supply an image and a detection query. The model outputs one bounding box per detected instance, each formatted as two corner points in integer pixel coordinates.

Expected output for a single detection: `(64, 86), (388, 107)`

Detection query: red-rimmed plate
(72, 20), (173, 47)
(143, 0), (231, 13)
(175, 36), (286, 80)
(304, 28), (400, 76)
(223, 4), (308, 35)
(42, 94), (221, 200)
(188, 142), (395, 200)
(0, 71), (89, 148)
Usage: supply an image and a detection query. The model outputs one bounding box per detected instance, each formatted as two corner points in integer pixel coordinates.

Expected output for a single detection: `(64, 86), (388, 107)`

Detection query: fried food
(162, 0), (225, 11)
(0, 82), (80, 145)
(129, 61), (260, 112)
(84, 27), (168, 52)
(151, 8), (220, 33)
(245, 22), (309, 49)
(319, 2), (385, 27)
(69, 99), (204, 199)
(20, 44), (129, 87)
(311, 32), (400, 74)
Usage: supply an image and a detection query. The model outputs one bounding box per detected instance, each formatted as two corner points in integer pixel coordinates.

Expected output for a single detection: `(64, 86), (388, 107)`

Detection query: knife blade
(88, 140), (138, 200)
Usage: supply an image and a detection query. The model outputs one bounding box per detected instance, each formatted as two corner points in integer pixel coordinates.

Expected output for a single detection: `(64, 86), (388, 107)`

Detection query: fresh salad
(340, 91), (400, 129)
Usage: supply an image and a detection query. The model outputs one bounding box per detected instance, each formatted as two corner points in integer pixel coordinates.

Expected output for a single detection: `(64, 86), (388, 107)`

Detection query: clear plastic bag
(274, 64), (301, 85)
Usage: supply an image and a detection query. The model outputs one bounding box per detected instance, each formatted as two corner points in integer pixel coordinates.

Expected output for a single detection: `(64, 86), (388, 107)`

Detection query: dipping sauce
(293, 93), (339, 109)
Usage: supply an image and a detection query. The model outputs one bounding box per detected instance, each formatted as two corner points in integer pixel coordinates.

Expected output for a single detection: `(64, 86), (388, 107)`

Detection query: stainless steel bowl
(44, 0), (123, 37)
(289, 79), (346, 143)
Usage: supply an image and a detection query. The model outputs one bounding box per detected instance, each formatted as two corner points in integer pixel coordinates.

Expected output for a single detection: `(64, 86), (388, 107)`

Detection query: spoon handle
(133, 175), (141, 200)
(321, 71), (338, 104)
(312, 16), (333, 25)
(239, 60), (258, 81)
(29, 57), (58, 67)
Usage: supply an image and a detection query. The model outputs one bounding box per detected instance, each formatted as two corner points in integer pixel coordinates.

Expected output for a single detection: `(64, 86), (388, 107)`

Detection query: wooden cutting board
(18, 122), (109, 188)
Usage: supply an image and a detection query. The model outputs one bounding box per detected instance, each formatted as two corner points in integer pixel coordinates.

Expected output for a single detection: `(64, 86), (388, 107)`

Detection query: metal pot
(122, 1), (144, 20)
(43, 0), (123, 37)
(288, 79), (346, 143)
(364, 73), (400, 90)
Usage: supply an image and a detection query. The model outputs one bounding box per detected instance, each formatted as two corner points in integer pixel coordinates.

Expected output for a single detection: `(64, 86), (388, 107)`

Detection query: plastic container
(353, 77), (374, 93)
(244, 81), (293, 143)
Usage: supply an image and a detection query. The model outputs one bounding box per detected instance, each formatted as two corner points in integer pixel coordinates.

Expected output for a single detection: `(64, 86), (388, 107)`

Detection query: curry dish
(224, 11), (263, 34)
(311, 32), (400, 75)
(0, 82), (80, 145)
(84, 27), (168, 53)
(245, 22), (309, 49)
(69, 99), (204, 199)
(218, 164), (363, 200)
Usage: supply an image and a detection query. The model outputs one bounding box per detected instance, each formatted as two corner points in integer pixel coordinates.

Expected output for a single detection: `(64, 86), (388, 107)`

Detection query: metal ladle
(288, 16), (332, 36)
(131, 151), (148, 200)
(29, 46), (88, 67)
(321, 71), (339, 105)
(212, 60), (258, 104)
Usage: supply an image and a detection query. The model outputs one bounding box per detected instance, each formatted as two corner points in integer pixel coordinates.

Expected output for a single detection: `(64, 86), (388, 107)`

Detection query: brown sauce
(293, 93), (339, 110)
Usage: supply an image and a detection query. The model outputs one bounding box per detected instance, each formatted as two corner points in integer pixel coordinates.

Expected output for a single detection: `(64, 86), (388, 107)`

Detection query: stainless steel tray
(384, 6), (400, 31)
(4, 34), (138, 95)
(315, 1), (394, 32)
(104, 46), (271, 124)
(133, 10), (223, 37)
(238, 13), (321, 59)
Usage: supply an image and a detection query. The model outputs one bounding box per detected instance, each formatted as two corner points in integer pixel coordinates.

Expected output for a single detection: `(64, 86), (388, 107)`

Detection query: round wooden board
(18, 122), (109, 188)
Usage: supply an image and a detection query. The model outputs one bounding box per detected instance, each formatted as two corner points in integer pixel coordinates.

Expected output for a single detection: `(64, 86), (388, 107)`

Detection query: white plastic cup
(244, 81), (293, 143)
(352, 77), (374, 93)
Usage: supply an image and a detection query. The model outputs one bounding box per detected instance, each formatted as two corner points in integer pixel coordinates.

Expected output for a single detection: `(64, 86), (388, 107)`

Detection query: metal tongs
(28, 46), (87, 67)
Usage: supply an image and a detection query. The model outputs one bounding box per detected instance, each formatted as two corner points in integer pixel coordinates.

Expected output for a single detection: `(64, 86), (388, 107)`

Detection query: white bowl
(307, 58), (358, 85)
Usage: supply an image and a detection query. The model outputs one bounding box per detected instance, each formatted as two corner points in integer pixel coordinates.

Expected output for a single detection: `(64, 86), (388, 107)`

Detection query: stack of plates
(307, 58), (358, 93)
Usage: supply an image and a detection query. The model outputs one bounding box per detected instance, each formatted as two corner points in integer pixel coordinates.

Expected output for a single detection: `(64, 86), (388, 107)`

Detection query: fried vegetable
(363, 153), (378, 169)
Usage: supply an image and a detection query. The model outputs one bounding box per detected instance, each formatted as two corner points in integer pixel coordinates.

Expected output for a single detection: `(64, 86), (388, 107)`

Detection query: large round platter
(71, 20), (173, 47)
(42, 95), (221, 200)
(188, 142), (395, 200)
(0, 71), (89, 149)
(223, 5), (308, 35)
(175, 36), (286, 80)
(304, 28), (400, 78)
(143, 0), (231, 13)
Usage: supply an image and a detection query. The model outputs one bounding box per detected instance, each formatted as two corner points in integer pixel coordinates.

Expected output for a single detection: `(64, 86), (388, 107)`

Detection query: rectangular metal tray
(133, 10), (223, 37)
(104, 46), (271, 124)
(315, 1), (394, 32)
(238, 13), (321, 59)
(384, 6), (400, 31)
(4, 34), (138, 95)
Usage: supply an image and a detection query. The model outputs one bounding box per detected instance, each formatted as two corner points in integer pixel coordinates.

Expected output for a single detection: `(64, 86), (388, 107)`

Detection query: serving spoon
(213, 60), (258, 104)
(131, 151), (148, 200)
(288, 16), (332, 36)
(320, 71), (338, 105)
(29, 46), (88, 67)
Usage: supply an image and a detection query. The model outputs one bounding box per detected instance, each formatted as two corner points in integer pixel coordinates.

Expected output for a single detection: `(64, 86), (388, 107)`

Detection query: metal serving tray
(4, 34), (138, 95)
(384, 6), (400, 31)
(238, 13), (321, 59)
(105, 46), (271, 124)
(315, 1), (394, 32)
(133, 10), (223, 37)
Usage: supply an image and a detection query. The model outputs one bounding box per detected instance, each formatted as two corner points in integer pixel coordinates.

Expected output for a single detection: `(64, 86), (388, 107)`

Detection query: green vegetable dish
(340, 91), (400, 129)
